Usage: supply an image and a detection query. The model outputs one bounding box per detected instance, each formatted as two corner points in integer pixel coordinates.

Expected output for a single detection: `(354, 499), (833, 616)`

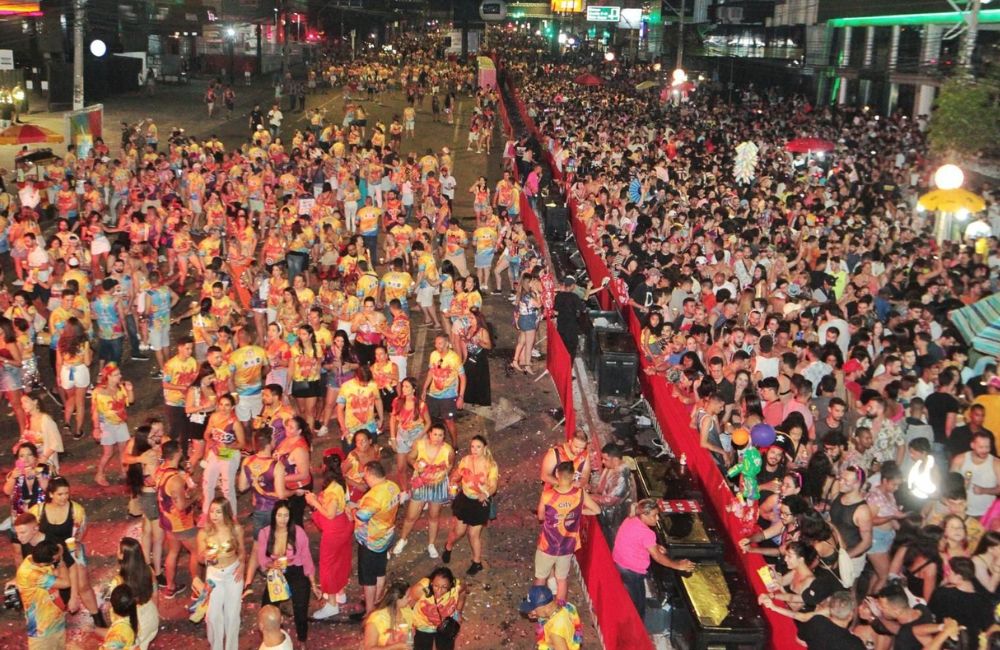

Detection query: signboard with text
(586, 5), (620, 22)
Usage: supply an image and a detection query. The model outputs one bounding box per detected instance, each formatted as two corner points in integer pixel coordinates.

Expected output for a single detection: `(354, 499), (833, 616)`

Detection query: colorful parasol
(951, 294), (1000, 356)
(0, 123), (64, 145)
(784, 137), (834, 154)
(917, 188), (986, 214)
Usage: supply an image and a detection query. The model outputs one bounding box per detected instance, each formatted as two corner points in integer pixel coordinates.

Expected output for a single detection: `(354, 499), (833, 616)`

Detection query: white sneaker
(311, 602), (339, 620)
(392, 538), (408, 556)
(317, 425), (329, 437)
(531, 349), (541, 358)
(427, 544), (439, 559)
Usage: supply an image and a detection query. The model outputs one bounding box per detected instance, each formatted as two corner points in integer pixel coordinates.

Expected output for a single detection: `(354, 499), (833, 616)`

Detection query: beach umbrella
(917, 188), (986, 214)
(951, 294), (1000, 356)
(784, 137), (834, 154)
(0, 123), (64, 145)
(573, 73), (604, 87)
(636, 80), (659, 90)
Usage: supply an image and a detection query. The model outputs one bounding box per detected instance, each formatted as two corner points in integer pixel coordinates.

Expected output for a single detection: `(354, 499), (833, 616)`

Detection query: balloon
(751, 423), (776, 448)
(731, 427), (750, 447)
(726, 446), (763, 501)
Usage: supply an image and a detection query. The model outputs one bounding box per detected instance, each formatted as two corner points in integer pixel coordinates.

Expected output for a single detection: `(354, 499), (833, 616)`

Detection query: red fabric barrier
(545, 319), (576, 439)
(519, 193), (546, 259)
(504, 77), (802, 650)
(575, 516), (657, 650)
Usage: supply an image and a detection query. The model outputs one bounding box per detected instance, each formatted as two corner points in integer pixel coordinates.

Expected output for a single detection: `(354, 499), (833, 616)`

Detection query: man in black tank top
(829, 465), (873, 580)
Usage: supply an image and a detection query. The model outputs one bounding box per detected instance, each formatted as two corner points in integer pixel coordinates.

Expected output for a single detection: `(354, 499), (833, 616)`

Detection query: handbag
(435, 600), (461, 640)
(820, 538), (856, 588)
(266, 568), (292, 603)
(488, 495), (497, 521)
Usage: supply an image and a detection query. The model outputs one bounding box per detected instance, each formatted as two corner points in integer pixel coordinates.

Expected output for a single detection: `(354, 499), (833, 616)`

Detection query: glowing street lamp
(934, 163), (964, 190)
(604, 51), (615, 62)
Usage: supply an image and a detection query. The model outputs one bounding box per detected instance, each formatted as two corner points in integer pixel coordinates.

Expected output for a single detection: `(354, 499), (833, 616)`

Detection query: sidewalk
(0, 73), (294, 169)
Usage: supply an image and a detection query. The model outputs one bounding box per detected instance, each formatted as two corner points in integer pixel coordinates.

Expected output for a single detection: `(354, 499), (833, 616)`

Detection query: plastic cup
(65, 537), (77, 553)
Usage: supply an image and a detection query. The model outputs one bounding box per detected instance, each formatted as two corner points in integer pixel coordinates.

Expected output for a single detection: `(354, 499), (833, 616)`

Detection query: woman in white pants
(198, 497), (245, 650)
(201, 395), (246, 523)
(343, 180), (361, 233)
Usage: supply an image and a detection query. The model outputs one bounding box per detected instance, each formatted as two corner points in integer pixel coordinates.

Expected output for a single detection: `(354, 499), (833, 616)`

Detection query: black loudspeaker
(544, 203), (569, 241)
(595, 330), (638, 397)
(583, 309), (626, 371)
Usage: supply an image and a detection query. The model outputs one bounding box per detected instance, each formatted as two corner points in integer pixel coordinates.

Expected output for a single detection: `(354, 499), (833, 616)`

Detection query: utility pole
(280, 0), (289, 75)
(73, 0), (85, 110)
(675, 0), (686, 70)
(960, 0), (981, 74)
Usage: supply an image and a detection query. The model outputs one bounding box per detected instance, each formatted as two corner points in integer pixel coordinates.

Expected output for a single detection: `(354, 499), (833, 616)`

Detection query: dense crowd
(503, 34), (1000, 650)
(0, 34), (602, 650)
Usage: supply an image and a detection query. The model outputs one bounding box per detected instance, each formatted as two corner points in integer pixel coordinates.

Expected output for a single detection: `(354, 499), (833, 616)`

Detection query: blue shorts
(517, 313), (538, 331)
(870, 527), (895, 554)
(474, 250), (494, 269)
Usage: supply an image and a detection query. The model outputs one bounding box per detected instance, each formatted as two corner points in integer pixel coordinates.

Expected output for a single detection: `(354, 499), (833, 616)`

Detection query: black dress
(463, 345), (491, 406)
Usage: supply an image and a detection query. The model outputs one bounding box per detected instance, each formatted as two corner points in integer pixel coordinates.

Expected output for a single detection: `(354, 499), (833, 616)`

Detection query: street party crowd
(0, 35), (593, 650)
(501, 32), (1000, 650)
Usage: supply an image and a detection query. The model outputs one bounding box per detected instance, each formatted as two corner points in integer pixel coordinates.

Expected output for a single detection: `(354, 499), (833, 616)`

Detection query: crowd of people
(0, 34), (597, 650)
(502, 32), (1000, 649)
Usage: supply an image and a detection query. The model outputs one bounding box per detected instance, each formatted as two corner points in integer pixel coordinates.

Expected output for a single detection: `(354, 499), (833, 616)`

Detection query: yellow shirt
(357, 273), (379, 300)
(413, 438), (452, 486)
(353, 479), (401, 552)
(426, 350), (463, 399)
(380, 271), (413, 303)
(473, 226), (498, 254)
(411, 577), (462, 632)
(457, 455), (498, 500)
(337, 378), (379, 433)
(99, 616), (136, 650)
(290, 344), (321, 382)
(357, 206), (382, 235)
(539, 604), (582, 650)
(320, 480), (347, 518)
(163, 355), (198, 407)
(365, 606), (414, 647)
(228, 344), (267, 396)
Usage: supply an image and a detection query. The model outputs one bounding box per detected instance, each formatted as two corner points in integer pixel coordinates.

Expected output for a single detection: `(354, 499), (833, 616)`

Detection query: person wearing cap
(612, 498), (695, 621)
(842, 358), (865, 403)
(518, 585), (582, 650)
(552, 276), (585, 360)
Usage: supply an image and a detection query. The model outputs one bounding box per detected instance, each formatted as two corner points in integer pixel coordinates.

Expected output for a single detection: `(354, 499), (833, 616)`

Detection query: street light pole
(676, 0), (686, 70)
(73, 0), (85, 110)
(960, 0), (981, 74)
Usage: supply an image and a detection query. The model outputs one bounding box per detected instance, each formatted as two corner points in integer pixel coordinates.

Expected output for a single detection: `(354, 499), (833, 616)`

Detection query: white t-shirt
(259, 631), (294, 650)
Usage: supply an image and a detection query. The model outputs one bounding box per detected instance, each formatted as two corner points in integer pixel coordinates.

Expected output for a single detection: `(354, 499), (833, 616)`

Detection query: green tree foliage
(928, 75), (1000, 159)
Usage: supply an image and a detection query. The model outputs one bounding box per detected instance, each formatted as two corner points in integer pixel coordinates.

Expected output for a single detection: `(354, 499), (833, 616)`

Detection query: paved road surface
(0, 79), (595, 649)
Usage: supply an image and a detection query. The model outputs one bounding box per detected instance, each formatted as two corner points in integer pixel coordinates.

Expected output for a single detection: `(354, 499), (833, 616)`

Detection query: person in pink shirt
(255, 500), (319, 647)
(782, 378), (815, 438)
(611, 499), (695, 621)
(760, 377), (785, 427)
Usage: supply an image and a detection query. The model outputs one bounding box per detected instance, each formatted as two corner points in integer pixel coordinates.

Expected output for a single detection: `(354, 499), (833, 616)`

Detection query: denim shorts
(870, 527), (895, 555)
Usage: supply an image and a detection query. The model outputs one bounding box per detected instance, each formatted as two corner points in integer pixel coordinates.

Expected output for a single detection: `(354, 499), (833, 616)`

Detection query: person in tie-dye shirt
(15, 541), (71, 650)
(533, 462), (599, 603)
(98, 585), (138, 650)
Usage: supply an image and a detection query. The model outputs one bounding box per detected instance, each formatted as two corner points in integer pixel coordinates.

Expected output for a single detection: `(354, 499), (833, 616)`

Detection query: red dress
(312, 480), (353, 595)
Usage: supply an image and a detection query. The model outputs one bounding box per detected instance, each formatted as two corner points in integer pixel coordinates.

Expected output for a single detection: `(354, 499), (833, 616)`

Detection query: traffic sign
(586, 5), (620, 22)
